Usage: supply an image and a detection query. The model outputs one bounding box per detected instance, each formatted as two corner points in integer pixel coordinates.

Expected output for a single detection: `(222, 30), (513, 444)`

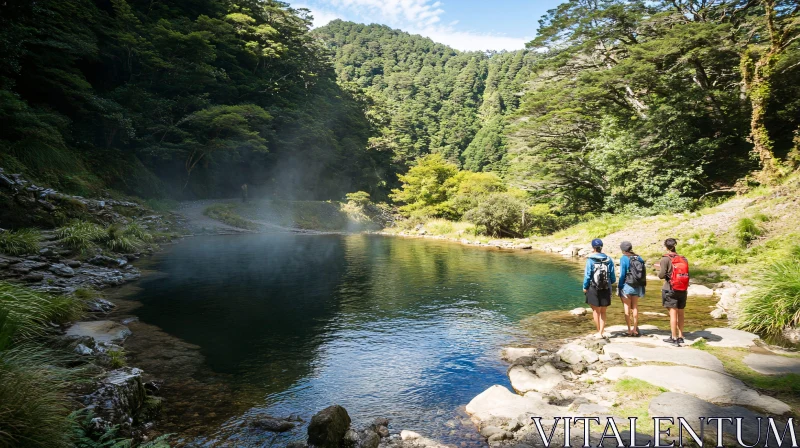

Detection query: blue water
(120, 233), (586, 445)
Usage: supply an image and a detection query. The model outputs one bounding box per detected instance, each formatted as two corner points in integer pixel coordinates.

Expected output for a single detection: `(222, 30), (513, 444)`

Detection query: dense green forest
(1, 0), (799, 223)
(311, 21), (539, 173)
(0, 0), (386, 200)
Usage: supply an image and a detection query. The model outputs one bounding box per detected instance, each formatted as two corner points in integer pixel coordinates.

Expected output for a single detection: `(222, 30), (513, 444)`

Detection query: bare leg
(631, 297), (639, 335)
(677, 309), (685, 339)
(598, 306), (608, 336)
(591, 305), (600, 335)
(620, 295), (632, 334)
(669, 308), (678, 339)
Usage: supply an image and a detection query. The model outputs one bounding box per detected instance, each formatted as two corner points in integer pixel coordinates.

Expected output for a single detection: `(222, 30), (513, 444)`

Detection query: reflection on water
(114, 234), (587, 446)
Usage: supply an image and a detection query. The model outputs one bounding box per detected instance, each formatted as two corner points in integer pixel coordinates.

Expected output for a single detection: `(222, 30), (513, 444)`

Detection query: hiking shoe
(677, 337), (685, 345)
(663, 337), (679, 346)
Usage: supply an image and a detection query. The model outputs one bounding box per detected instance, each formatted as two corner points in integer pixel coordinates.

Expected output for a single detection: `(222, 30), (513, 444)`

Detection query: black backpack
(625, 254), (647, 287)
(591, 256), (611, 290)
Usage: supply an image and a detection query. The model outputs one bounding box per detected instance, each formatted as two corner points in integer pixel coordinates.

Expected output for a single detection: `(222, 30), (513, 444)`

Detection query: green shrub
(736, 259), (800, 337)
(56, 221), (150, 253)
(735, 217), (763, 248)
(464, 193), (525, 238)
(0, 228), (41, 255)
(345, 191), (371, 207)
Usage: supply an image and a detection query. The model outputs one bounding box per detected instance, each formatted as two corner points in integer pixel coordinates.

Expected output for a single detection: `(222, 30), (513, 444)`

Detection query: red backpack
(666, 253), (690, 291)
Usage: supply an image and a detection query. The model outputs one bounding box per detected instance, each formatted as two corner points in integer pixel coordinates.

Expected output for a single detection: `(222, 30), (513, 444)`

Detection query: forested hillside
(0, 0), (385, 200)
(311, 0), (799, 231)
(311, 21), (539, 174)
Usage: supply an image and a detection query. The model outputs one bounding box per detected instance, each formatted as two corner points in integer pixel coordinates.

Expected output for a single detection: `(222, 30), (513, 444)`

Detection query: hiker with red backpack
(583, 239), (616, 339)
(618, 241), (646, 337)
(657, 238), (690, 346)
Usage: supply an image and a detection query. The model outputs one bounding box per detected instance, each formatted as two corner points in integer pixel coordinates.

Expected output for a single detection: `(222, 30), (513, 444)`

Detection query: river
(111, 233), (590, 446)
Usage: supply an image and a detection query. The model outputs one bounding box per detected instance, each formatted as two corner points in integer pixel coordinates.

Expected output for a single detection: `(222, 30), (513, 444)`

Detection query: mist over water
(119, 234), (586, 446)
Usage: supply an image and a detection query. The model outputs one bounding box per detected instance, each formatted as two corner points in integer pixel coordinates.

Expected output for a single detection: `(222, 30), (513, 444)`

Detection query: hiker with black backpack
(583, 239), (616, 339)
(657, 238), (690, 346)
(618, 241), (646, 337)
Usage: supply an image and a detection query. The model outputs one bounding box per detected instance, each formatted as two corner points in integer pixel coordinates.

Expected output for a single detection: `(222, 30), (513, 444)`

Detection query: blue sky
(289, 0), (563, 51)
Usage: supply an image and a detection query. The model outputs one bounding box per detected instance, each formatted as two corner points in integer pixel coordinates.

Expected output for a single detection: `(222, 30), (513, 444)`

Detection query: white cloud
(297, 0), (530, 51)
(413, 26), (528, 52)
(294, 3), (344, 28)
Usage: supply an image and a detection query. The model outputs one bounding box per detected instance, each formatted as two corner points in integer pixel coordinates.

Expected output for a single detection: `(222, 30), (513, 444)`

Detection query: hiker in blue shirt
(582, 239), (616, 339)
(618, 241), (646, 337)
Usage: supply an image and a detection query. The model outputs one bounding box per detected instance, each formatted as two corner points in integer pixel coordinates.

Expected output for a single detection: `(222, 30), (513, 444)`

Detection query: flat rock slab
(649, 392), (794, 447)
(604, 365), (790, 415)
(744, 353), (800, 375)
(693, 328), (760, 348)
(66, 320), (131, 344)
(466, 385), (568, 424)
(603, 343), (724, 372)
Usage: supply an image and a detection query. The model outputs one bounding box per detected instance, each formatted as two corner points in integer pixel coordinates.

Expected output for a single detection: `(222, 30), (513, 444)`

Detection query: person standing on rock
(658, 238), (690, 346)
(583, 238), (616, 339)
(241, 183), (248, 203)
(618, 241), (646, 337)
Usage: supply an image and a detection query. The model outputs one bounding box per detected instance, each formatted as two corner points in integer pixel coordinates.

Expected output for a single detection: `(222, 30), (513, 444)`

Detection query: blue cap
(591, 238), (603, 248)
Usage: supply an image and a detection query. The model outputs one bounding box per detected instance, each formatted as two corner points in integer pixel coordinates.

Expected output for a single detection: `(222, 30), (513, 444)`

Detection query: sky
(289, 0), (564, 52)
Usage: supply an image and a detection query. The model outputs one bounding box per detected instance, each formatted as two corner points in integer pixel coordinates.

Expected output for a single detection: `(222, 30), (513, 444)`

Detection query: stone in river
(308, 405), (351, 448)
(602, 343), (724, 372)
(502, 347), (539, 362)
(466, 385), (568, 426)
(65, 321), (131, 345)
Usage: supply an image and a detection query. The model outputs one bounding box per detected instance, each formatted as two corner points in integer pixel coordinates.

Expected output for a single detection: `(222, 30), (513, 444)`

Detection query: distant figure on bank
(618, 241), (646, 337)
(583, 239), (616, 339)
(658, 238), (690, 346)
(241, 183), (248, 203)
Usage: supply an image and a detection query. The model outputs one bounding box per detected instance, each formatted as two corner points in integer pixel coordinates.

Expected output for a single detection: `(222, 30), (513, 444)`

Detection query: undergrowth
(56, 221), (152, 254)
(0, 228), (41, 255)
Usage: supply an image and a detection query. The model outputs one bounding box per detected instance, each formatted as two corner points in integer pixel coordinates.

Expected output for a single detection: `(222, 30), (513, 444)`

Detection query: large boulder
(558, 343), (599, 365)
(602, 343), (725, 372)
(502, 347), (539, 363)
(687, 284), (714, 297)
(508, 364), (564, 394)
(308, 405), (351, 448)
(465, 385), (568, 426)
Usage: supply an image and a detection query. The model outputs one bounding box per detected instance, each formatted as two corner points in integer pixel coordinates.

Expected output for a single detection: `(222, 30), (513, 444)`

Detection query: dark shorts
(662, 290), (687, 309)
(586, 287), (612, 307)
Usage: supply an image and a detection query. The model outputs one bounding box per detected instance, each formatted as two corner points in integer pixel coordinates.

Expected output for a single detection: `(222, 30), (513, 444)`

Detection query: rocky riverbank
(456, 325), (800, 447)
(0, 168), (190, 441)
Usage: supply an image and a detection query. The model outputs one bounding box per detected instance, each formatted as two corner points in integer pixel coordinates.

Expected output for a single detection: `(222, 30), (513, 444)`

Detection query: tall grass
(0, 345), (81, 448)
(735, 217), (763, 248)
(56, 221), (151, 253)
(0, 282), (82, 341)
(0, 281), (87, 448)
(0, 229), (41, 256)
(736, 257), (800, 337)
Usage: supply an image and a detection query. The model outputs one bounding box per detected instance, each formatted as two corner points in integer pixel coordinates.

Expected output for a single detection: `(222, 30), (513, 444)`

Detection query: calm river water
(114, 233), (588, 446)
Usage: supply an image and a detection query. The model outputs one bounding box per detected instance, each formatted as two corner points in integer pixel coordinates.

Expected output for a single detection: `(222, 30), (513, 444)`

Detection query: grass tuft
(0, 229), (41, 256)
(56, 221), (106, 252)
(735, 217), (763, 248)
(0, 281), (82, 343)
(736, 259), (800, 337)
